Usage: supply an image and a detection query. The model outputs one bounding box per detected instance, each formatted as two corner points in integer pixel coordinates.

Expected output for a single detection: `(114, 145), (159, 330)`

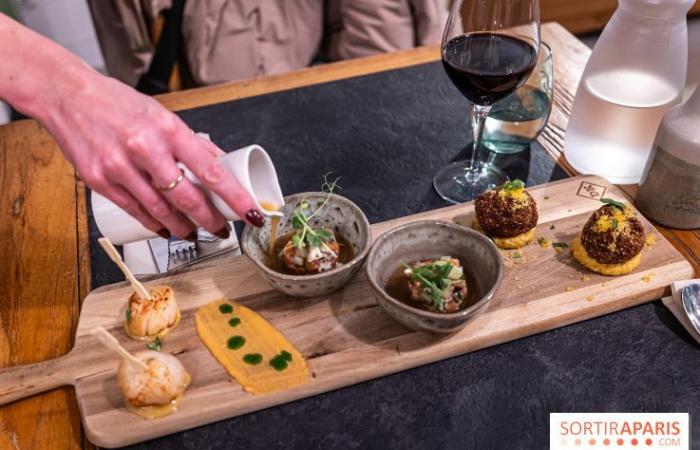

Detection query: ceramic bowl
(365, 220), (503, 333)
(242, 192), (371, 297)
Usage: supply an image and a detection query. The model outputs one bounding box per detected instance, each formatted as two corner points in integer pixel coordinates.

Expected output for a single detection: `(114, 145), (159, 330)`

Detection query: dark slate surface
(85, 62), (700, 449)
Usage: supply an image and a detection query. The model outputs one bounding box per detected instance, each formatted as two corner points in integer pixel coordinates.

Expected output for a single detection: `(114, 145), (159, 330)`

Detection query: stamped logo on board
(577, 181), (607, 200)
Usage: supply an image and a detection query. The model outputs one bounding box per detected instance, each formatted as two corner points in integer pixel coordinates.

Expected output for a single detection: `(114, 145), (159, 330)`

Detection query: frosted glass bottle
(564, 0), (692, 184)
(637, 86), (700, 229)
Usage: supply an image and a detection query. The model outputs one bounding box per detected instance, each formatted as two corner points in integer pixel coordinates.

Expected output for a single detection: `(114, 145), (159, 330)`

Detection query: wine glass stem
(466, 104), (492, 183)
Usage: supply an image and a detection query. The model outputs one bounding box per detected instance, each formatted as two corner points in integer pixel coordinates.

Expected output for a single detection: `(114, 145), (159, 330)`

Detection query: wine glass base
(433, 161), (509, 204)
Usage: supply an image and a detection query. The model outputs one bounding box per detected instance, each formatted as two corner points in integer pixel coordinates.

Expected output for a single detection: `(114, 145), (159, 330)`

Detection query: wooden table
(0, 22), (697, 450)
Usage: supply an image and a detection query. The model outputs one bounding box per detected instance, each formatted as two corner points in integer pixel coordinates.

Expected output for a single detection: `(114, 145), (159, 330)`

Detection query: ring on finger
(156, 168), (185, 192)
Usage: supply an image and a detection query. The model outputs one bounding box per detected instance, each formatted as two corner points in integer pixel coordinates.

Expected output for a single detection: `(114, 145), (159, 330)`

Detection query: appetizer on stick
(98, 237), (181, 341)
(474, 179), (538, 249)
(117, 349), (191, 419)
(91, 326), (190, 419)
(571, 198), (645, 276)
(400, 257), (468, 313)
(125, 285), (180, 340)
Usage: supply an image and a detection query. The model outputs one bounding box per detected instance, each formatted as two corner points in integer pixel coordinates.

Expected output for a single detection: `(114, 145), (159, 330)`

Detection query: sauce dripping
(259, 200), (281, 257)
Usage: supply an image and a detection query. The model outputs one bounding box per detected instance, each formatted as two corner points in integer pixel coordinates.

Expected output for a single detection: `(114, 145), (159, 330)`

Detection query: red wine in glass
(434, 0), (540, 204)
(442, 33), (538, 106)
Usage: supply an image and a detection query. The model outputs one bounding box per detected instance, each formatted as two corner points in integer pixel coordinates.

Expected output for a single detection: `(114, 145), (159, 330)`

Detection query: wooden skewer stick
(91, 326), (148, 370)
(98, 237), (151, 300)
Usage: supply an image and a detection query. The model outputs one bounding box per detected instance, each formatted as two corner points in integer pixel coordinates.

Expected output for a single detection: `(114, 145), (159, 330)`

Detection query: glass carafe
(564, 0), (693, 184)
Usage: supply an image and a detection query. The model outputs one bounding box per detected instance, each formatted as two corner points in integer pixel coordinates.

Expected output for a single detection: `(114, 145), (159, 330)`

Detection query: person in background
(0, 1), (450, 242)
(0, 13), (265, 241)
(89, 1), (451, 87)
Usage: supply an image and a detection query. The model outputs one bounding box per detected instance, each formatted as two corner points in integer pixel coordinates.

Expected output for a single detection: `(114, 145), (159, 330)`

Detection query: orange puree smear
(195, 299), (309, 395)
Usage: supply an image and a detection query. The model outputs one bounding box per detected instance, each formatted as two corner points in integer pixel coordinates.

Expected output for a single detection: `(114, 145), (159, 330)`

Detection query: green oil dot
(280, 350), (292, 362)
(227, 335), (246, 350)
(219, 303), (233, 314)
(228, 317), (241, 327)
(269, 353), (290, 372)
(243, 353), (263, 365)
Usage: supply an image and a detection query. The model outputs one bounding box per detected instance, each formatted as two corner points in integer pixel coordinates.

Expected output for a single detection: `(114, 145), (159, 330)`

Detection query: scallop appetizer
(570, 199), (645, 276)
(125, 285), (180, 341)
(474, 179), (538, 249)
(387, 257), (468, 313)
(117, 350), (191, 419)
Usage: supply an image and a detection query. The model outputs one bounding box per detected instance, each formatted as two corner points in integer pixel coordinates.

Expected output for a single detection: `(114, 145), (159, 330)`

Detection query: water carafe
(564, 0), (693, 184)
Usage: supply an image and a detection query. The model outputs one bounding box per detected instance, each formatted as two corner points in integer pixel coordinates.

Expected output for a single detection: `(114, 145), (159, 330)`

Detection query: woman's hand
(46, 70), (265, 239)
(0, 14), (265, 240)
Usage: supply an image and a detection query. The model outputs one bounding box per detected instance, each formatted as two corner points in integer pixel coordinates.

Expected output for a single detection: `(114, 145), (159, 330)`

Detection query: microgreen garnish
(125, 307), (132, 323)
(147, 336), (162, 351)
(502, 179), (525, 191)
(290, 173), (341, 250)
(552, 242), (569, 249)
(601, 198), (625, 211)
(611, 218), (618, 231)
(402, 261), (455, 310)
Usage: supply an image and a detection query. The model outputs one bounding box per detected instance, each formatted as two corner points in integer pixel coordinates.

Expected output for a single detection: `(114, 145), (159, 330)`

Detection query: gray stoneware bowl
(366, 220), (503, 333)
(242, 192), (371, 298)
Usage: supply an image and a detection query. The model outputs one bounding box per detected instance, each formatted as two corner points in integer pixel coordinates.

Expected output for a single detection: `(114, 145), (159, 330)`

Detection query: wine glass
(434, 0), (541, 203)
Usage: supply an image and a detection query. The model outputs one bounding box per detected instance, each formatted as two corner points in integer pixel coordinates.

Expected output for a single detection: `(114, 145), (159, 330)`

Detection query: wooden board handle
(0, 355), (77, 406)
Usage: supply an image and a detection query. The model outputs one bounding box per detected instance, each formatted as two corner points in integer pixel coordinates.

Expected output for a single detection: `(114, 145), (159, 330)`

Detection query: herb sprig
(601, 198), (625, 211)
(402, 261), (455, 309)
(291, 174), (341, 250)
(147, 336), (162, 351)
(502, 179), (525, 191)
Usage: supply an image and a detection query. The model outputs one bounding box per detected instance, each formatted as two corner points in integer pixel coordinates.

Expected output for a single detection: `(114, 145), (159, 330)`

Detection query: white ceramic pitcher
(92, 144), (284, 244)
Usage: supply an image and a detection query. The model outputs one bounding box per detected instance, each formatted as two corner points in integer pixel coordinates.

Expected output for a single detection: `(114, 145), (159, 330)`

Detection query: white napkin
(123, 240), (159, 274)
(661, 279), (700, 343)
(124, 230), (240, 275)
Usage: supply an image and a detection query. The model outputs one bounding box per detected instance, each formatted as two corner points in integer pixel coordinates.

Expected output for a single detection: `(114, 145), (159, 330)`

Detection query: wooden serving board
(0, 176), (693, 448)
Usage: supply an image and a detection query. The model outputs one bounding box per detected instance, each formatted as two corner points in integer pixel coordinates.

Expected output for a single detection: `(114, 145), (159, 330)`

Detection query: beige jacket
(89, 0), (450, 87)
